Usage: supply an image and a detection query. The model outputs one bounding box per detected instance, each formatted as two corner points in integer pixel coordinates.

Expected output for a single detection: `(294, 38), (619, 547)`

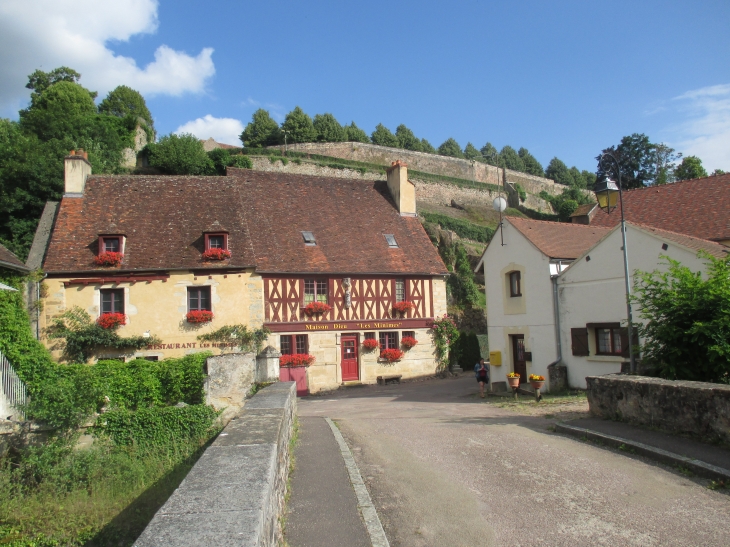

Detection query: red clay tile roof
(630, 222), (729, 258)
(569, 203), (597, 217)
(589, 174), (730, 242)
(507, 217), (612, 259)
(0, 242), (29, 272)
(231, 169), (447, 275)
(43, 171), (448, 276)
(44, 176), (257, 273)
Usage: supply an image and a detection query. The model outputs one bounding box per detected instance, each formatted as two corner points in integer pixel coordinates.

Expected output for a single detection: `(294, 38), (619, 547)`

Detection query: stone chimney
(64, 149), (91, 195)
(386, 160), (416, 216)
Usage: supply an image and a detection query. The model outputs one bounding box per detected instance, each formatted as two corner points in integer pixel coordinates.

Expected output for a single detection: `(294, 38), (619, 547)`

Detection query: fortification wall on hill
(276, 142), (503, 186)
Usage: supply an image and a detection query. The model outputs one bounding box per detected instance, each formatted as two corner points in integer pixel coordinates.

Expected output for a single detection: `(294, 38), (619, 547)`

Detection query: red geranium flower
(94, 252), (123, 267)
(401, 336), (418, 349)
(393, 301), (415, 314)
(97, 313), (126, 329)
(303, 302), (332, 316)
(380, 348), (404, 363)
(280, 353), (315, 367)
(202, 248), (231, 261)
(362, 338), (380, 351)
(186, 310), (214, 323)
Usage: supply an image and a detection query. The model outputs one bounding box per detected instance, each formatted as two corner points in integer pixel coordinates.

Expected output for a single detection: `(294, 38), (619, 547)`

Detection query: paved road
(299, 376), (730, 547)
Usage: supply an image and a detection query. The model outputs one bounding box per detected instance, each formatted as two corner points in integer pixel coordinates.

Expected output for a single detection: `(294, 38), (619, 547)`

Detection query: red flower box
(202, 248), (231, 261)
(401, 336), (418, 349)
(94, 252), (123, 267)
(186, 310), (214, 323)
(380, 348), (404, 363)
(280, 353), (315, 367)
(393, 301), (415, 314)
(362, 338), (380, 351)
(97, 313), (126, 329)
(303, 302), (332, 316)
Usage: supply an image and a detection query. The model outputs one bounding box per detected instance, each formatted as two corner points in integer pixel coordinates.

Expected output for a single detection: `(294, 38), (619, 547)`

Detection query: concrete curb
(326, 418), (390, 547)
(556, 423), (730, 482)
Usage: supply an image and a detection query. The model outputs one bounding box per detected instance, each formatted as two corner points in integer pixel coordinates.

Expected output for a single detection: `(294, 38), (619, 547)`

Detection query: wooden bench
(377, 374), (402, 385)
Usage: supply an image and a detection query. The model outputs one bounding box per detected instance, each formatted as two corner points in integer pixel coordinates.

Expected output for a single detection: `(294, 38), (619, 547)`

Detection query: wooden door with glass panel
(511, 334), (527, 383)
(341, 335), (359, 381)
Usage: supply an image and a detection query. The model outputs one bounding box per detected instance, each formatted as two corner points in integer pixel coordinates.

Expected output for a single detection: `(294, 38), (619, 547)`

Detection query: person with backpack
(475, 358), (489, 398)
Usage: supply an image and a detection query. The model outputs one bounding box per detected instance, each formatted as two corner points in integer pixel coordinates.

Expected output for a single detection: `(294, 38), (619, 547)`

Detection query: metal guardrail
(0, 349), (27, 421)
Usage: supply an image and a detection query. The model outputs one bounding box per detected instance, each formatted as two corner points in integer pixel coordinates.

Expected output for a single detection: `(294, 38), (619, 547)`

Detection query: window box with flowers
(280, 354), (316, 367)
(186, 310), (214, 323)
(97, 313), (126, 329)
(400, 336), (418, 350)
(202, 248), (231, 261)
(94, 252), (123, 267)
(380, 348), (404, 363)
(392, 301), (415, 316)
(362, 338), (380, 351)
(303, 302), (332, 317)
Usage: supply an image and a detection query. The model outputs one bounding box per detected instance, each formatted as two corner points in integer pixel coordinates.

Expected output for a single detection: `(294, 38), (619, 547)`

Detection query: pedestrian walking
(475, 358), (489, 398)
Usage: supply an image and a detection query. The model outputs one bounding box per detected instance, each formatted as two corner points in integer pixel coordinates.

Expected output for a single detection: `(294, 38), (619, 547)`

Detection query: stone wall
(586, 375), (730, 444)
(135, 381), (297, 547)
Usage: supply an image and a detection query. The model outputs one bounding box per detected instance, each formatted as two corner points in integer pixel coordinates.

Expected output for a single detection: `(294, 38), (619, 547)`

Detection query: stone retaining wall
(135, 381), (297, 547)
(586, 375), (730, 444)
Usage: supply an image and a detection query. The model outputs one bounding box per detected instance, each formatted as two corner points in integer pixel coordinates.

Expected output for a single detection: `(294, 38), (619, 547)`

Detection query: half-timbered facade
(35, 154), (448, 393)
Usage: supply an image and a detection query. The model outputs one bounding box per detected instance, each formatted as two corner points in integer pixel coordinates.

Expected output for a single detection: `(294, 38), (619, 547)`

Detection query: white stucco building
(477, 217), (728, 390)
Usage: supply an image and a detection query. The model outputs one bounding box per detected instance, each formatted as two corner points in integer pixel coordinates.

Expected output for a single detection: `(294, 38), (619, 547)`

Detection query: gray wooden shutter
(571, 328), (589, 356)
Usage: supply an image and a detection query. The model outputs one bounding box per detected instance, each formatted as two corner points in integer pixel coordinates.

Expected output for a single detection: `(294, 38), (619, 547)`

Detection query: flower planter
(202, 248), (231, 261)
(303, 302), (332, 317)
(362, 338), (380, 351)
(380, 348), (404, 363)
(97, 313), (126, 329)
(94, 251), (123, 267)
(392, 301), (415, 317)
(280, 353), (315, 367)
(400, 336), (418, 350)
(186, 310), (214, 323)
(507, 376), (520, 389)
(530, 380), (545, 390)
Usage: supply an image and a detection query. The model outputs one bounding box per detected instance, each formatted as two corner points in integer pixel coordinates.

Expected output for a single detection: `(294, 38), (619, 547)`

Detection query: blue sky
(1, 0), (729, 172)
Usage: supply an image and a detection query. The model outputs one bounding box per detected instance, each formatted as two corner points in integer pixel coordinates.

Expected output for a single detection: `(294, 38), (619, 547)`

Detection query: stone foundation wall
(135, 382), (297, 547)
(586, 375), (730, 444)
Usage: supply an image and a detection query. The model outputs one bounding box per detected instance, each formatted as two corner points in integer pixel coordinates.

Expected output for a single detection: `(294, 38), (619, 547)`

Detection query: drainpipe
(548, 274), (562, 367)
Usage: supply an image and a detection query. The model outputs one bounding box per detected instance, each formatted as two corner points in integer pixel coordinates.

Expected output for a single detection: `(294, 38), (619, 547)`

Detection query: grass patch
(676, 465), (695, 477)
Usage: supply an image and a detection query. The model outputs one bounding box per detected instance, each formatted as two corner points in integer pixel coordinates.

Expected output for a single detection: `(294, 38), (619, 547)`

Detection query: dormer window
(204, 233), (228, 251)
(384, 234), (398, 248)
(96, 235), (125, 266)
(301, 231), (316, 246)
(102, 237), (120, 253)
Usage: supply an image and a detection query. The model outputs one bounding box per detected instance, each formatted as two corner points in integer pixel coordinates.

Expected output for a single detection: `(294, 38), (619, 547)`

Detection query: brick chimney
(386, 160), (416, 216)
(64, 149), (91, 195)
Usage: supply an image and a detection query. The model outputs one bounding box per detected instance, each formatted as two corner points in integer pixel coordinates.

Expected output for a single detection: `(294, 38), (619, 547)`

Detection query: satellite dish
(493, 196), (507, 213)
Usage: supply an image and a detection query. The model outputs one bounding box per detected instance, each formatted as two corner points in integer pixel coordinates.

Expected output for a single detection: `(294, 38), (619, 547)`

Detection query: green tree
(479, 142), (500, 166)
(395, 124), (422, 151)
(146, 133), (213, 175)
(674, 156), (708, 181)
(518, 148), (544, 177)
(557, 199), (578, 221)
(240, 109), (280, 148)
(581, 170), (597, 190)
(420, 138), (437, 154)
(711, 169), (726, 176)
(569, 166), (585, 188)
(98, 85), (154, 129)
(344, 122), (370, 143)
(313, 113), (346, 142)
(370, 123), (399, 147)
(25, 66), (86, 102)
(545, 157), (574, 186)
(464, 142), (481, 160)
(281, 106), (316, 143)
(652, 143), (681, 185)
(597, 133), (656, 188)
(500, 145), (525, 172)
(438, 138), (464, 158)
(19, 80), (97, 141)
(633, 253), (730, 382)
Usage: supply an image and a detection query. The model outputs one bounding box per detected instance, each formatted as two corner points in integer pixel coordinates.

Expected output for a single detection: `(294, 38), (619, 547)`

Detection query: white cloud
(0, 0), (215, 115)
(667, 84), (730, 171)
(175, 115), (243, 146)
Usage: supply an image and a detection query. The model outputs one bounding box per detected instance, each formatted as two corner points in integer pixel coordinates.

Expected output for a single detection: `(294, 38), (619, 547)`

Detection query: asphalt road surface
(298, 376), (730, 547)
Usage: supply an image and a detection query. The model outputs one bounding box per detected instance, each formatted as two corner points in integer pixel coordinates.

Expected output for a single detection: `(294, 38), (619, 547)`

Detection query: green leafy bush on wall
(420, 212), (494, 243)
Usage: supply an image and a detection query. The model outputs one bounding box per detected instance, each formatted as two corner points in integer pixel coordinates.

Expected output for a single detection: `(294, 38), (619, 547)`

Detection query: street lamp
(595, 152), (636, 374)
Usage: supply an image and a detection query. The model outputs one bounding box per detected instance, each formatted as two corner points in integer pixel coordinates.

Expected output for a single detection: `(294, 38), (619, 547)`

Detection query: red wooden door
(512, 335), (527, 383)
(341, 335), (359, 381)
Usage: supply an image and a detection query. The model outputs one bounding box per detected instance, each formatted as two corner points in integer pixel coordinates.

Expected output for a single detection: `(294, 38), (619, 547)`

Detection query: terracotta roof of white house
(507, 217), (612, 259)
(630, 222), (729, 258)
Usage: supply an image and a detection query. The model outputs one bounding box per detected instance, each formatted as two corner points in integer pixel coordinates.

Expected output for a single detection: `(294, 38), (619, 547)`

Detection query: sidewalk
(558, 417), (730, 480)
(284, 416), (371, 547)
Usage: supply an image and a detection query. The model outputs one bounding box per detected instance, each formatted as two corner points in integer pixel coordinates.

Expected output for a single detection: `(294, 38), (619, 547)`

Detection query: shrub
(197, 324), (271, 354)
(420, 212), (494, 243)
(229, 154), (252, 169)
(514, 183), (527, 203)
(146, 133), (214, 175)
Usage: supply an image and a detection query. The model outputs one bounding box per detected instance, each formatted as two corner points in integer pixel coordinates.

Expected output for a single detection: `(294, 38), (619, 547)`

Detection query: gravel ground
(299, 375), (730, 547)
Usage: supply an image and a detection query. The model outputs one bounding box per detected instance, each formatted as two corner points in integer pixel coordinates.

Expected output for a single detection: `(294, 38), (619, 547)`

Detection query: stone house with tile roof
(476, 217), (729, 390)
(34, 154), (449, 393)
